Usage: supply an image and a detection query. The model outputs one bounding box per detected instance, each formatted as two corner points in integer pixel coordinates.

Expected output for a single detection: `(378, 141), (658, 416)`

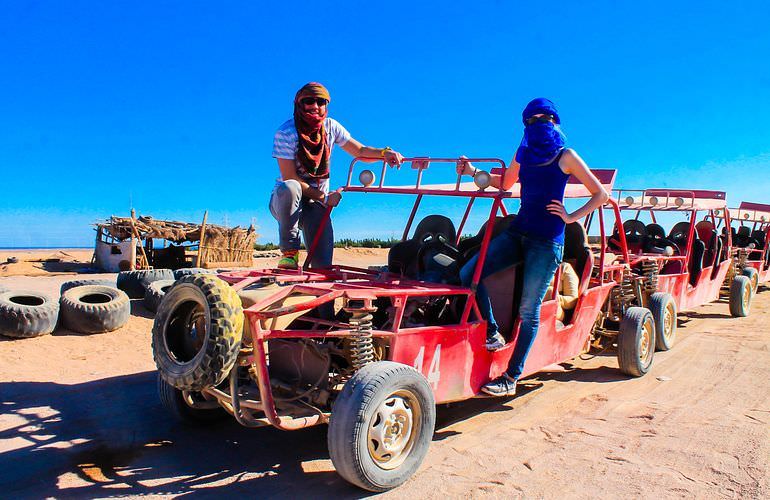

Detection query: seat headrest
(645, 223), (666, 239)
(669, 221), (691, 240)
(413, 215), (457, 244)
(695, 220), (715, 242)
(737, 226), (751, 237)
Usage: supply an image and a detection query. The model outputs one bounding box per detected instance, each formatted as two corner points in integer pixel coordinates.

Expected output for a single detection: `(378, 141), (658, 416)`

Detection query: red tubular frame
(219, 157), (625, 431)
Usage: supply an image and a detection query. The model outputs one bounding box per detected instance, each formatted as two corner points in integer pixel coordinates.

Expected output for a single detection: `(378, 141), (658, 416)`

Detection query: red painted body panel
(656, 260), (731, 312)
(388, 282), (614, 404)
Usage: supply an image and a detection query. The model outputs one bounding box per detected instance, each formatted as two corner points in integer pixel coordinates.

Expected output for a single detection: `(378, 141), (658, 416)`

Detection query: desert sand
(0, 249), (767, 498)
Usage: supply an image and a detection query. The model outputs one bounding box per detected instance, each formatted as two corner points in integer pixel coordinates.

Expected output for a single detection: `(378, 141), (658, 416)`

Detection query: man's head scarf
(514, 97), (567, 166)
(294, 82), (332, 178)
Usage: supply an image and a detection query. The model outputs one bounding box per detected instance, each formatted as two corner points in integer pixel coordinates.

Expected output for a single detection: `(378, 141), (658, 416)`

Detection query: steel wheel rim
(367, 389), (421, 470)
(751, 273), (758, 291)
(663, 302), (676, 343)
(639, 316), (654, 366)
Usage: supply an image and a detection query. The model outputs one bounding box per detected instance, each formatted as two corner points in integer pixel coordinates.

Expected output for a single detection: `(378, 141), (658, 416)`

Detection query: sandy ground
(0, 249), (768, 498)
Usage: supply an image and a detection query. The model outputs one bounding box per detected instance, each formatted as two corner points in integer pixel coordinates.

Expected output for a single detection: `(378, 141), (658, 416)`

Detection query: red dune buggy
(611, 188), (751, 344)
(717, 201), (770, 293)
(151, 157), (657, 492)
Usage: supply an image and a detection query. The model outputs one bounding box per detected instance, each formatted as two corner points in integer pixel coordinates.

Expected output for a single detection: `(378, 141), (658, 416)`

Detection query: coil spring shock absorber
(641, 259), (659, 294)
(611, 269), (637, 319)
(344, 299), (377, 371)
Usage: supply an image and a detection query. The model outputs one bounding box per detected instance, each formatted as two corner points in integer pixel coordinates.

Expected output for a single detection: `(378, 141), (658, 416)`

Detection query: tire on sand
(173, 268), (216, 280)
(156, 372), (227, 423)
(152, 274), (243, 391)
(60, 285), (130, 334)
(741, 267), (759, 293)
(328, 361), (436, 492)
(60, 279), (115, 295)
(144, 280), (175, 313)
(650, 292), (677, 351)
(117, 269), (175, 299)
(617, 306), (656, 377)
(0, 290), (59, 338)
(729, 275), (752, 318)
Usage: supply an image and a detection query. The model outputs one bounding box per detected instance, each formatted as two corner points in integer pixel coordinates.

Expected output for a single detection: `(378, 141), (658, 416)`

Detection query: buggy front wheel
(617, 307), (656, 377)
(328, 361), (436, 492)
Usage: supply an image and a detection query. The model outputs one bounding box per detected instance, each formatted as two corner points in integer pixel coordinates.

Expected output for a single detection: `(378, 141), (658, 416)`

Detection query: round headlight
(474, 170), (491, 190)
(359, 169), (375, 187)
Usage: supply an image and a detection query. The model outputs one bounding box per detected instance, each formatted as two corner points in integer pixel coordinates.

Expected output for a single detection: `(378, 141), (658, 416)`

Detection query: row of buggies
(149, 157), (770, 493)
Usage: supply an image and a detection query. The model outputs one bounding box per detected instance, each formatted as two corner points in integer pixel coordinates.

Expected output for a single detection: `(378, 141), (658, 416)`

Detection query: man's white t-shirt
(272, 117), (351, 194)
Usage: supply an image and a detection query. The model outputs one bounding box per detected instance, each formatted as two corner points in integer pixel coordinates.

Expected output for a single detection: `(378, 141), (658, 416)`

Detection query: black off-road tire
(729, 275), (752, 318)
(173, 268), (216, 280)
(144, 280), (175, 313)
(650, 292), (677, 351)
(156, 372), (227, 423)
(328, 361), (436, 492)
(60, 279), (115, 295)
(0, 290), (59, 338)
(152, 274), (243, 391)
(117, 269), (175, 299)
(60, 285), (130, 334)
(741, 267), (759, 293)
(617, 307), (656, 377)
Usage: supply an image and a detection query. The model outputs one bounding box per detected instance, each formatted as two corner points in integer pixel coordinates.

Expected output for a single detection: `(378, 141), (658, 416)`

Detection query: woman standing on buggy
(457, 98), (609, 396)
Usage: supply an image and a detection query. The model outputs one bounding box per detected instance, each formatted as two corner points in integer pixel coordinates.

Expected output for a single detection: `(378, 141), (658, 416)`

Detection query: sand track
(0, 252), (768, 498)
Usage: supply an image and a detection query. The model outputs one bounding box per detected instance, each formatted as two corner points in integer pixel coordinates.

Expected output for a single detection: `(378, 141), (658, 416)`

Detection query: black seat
(689, 237), (705, 286)
(735, 226), (752, 248)
(645, 223), (666, 239)
(457, 214), (516, 266)
(751, 229), (766, 250)
(711, 235), (724, 279)
(413, 215), (456, 245)
(387, 215), (458, 280)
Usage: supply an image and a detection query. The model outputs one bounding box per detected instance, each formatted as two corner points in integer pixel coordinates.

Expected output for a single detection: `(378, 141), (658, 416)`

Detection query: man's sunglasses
(301, 97), (329, 106)
(525, 114), (556, 125)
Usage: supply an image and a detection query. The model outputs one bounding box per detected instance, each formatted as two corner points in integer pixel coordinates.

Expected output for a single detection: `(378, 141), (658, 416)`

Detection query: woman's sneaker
(277, 251), (299, 270)
(481, 374), (517, 397)
(485, 332), (506, 351)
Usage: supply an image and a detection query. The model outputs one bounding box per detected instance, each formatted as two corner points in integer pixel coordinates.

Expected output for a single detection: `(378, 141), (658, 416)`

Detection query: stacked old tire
(0, 290), (59, 338)
(117, 269), (175, 299)
(60, 284), (130, 334)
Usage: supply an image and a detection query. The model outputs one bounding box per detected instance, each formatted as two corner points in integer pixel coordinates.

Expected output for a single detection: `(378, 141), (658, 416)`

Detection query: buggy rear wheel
(729, 275), (752, 317)
(650, 292), (677, 351)
(152, 275), (243, 391)
(617, 307), (656, 377)
(328, 361), (435, 492)
(156, 373), (226, 423)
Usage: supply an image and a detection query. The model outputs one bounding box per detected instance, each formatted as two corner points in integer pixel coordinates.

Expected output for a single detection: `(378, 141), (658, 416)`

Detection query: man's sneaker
(485, 332), (506, 351)
(277, 251), (299, 270)
(481, 374), (517, 397)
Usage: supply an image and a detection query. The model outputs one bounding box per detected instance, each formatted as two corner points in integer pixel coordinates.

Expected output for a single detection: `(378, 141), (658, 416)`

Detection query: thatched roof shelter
(95, 213), (257, 270)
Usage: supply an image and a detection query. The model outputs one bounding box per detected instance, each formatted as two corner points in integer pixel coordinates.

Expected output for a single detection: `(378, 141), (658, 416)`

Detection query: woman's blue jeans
(460, 229), (563, 380)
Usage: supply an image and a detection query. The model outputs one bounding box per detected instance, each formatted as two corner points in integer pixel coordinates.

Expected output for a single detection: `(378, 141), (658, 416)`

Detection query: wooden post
(197, 210), (208, 267)
(130, 208), (150, 270)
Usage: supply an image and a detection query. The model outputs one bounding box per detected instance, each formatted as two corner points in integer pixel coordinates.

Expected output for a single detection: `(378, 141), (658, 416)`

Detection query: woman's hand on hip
(547, 199), (575, 223)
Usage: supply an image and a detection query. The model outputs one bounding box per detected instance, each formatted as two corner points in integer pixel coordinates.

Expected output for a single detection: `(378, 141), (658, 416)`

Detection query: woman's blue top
(509, 150), (570, 244)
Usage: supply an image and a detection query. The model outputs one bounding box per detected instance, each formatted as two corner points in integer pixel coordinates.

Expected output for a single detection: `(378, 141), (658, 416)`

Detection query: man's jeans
(459, 229), (563, 380)
(269, 179), (334, 268)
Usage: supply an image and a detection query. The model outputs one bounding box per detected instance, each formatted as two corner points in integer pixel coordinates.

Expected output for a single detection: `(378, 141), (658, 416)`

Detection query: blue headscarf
(514, 98), (567, 166)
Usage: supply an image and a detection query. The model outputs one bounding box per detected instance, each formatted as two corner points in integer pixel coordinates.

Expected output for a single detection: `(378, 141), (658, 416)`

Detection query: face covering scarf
(294, 82), (332, 178)
(514, 97), (567, 166)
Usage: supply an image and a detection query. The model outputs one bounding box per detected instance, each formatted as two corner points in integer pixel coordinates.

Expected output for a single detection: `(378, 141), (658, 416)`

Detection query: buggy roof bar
(725, 201), (770, 223)
(614, 188), (727, 211)
(343, 157), (616, 199)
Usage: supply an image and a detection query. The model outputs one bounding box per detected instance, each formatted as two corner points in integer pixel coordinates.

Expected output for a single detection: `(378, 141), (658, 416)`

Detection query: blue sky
(1, 1), (769, 247)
